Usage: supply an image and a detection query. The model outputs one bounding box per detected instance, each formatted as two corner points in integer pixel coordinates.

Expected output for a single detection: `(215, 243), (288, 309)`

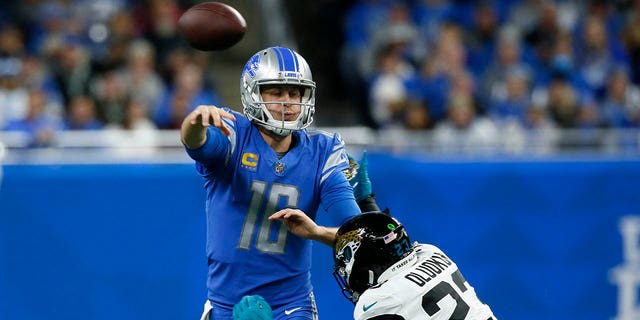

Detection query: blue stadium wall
(1, 152), (639, 320)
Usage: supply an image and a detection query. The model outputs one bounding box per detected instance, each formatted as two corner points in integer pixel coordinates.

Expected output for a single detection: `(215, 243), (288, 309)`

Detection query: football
(178, 2), (247, 51)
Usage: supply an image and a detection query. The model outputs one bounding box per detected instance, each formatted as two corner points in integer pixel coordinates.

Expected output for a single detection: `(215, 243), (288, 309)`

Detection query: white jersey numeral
(238, 180), (299, 253)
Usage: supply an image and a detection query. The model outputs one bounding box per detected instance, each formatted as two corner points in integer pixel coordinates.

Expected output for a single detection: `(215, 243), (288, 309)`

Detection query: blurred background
(1, 0), (640, 319)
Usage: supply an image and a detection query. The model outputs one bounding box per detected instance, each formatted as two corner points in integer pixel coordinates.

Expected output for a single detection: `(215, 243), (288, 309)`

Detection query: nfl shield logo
(275, 162), (285, 174)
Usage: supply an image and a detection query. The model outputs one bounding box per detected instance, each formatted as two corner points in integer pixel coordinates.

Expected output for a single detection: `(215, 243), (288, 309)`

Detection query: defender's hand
(232, 295), (272, 320)
(350, 151), (372, 202)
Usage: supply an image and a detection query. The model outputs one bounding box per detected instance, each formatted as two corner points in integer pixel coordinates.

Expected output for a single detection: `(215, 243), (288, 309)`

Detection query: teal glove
(232, 295), (273, 320)
(350, 151), (372, 202)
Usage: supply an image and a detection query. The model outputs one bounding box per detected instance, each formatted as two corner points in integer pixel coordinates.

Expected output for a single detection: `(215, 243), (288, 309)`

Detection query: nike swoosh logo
(284, 307), (302, 315)
(363, 301), (378, 312)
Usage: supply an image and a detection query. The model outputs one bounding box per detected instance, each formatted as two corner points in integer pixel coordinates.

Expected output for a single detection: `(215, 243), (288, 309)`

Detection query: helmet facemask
(333, 228), (365, 303)
(240, 47), (316, 136)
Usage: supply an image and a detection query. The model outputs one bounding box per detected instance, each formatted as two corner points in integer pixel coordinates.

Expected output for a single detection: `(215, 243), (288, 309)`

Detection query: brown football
(178, 2), (247, 51)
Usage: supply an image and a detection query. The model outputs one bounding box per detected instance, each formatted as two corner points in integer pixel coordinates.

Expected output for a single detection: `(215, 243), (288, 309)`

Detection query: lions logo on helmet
(243, 54), (260, 79)
(240, 46), (316, 136)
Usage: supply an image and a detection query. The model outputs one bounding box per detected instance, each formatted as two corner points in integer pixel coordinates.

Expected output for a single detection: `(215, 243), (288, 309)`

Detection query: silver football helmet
(240, 46), (316, 136)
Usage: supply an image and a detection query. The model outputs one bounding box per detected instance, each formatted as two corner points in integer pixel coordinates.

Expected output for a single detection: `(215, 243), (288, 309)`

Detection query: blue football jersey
(186, 109), (359, 308)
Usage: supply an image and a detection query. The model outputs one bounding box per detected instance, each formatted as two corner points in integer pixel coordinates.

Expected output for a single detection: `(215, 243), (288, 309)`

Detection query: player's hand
(269, 208), (319, 240)
(232, 295), (273, 320)
(350, 151), (372, 202)
(186, 105), (237, 136)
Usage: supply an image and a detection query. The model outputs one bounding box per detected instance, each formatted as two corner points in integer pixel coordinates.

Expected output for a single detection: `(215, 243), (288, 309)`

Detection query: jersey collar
(377, 249), (418, 283)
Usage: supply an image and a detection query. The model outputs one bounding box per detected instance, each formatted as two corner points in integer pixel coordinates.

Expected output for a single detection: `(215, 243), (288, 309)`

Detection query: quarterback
(182, 46), (361, 319)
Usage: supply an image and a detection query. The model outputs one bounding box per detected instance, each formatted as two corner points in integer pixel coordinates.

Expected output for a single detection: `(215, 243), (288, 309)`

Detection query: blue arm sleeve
(321, 171), (361, 226)
(185, 127), (230, 167)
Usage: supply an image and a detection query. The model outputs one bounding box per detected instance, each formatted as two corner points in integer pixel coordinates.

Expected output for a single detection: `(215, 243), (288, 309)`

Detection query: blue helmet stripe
(274, 46), (298, 72)
(288, 47), (299, 72)
(274, 47), (284, 72)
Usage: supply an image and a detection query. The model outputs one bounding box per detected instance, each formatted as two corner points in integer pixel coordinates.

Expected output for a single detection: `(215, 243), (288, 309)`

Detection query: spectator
(139, 0), (185, 68)
(30, 1), (88, 60)
(92, 8), (138, 73)
(367, 45), (413, 129)
(0, 23), (26, 57)
(63, 95), (103, 130)
(405, 58), (450, 125)
(432, 92), (499, 154)
(413, 0), (454, 44)
(122, 98), (157, 131)
(3, 88), (61, 147)
(50, 41), (93, 107)
(403, 100), (432, 130)
(465, 2), (501, 76)
(621, 0), (640, 85)
(405, 22), (466, 123)
(91, 69), (129, 126)
(544, 75), (582, 129)
(601, 67), (640, 128)
(573, 14), (630, 98)
(507, 0), (546, 36)
(105, 98), (159, 156)
(0, 57), (28, 128)
(522, 104), (561, 154)
(118, 39), (166, 112)
(523, 1), (562, 68)
(487, 65), (533, 125)
(18, 55), (63, 114)
(366, 1), (425, 76)
(530, 48), (593, 127)
(154, 62), (221, 129)
(449, 69), (483, 115)
(341, 0), (394, 85)
(480, 25), (532, 107)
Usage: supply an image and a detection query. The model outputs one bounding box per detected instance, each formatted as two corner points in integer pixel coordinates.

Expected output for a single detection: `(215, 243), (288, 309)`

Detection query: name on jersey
(404, 252), (453, 287)
(241, 152), (258, 171)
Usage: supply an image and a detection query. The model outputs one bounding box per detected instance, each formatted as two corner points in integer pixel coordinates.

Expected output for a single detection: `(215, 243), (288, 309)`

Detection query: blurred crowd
(341, 0), (640, 152)
(1, 0), (639, 153)
(0, 0), (222, 147)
